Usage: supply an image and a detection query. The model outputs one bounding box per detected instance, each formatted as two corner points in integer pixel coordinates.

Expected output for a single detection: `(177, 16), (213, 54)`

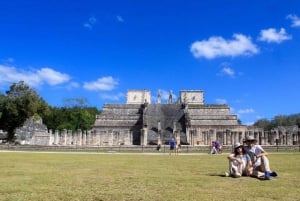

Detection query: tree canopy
(0, 81), (50, 140)
(253, 114), (300, 130)
(0, 81), (100, 141)
(42, 106), (99, 132)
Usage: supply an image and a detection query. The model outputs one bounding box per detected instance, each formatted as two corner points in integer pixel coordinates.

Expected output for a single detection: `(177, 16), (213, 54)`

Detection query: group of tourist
(226, 135), (278, 180)
(210, 140), (222, 154)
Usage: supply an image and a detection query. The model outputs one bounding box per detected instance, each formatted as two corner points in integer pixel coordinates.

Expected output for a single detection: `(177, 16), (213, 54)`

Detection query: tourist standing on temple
(226, 142), (252, 177)
(243, 135), (278, 180)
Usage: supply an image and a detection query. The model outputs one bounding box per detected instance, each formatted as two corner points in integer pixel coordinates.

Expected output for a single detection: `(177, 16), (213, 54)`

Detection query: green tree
(253, 118), (273, 130)
(237, 119), (242, 125)
(0, 81), (50, 141)
(43, 106), (100, 133)
(0, 93), (5, 119)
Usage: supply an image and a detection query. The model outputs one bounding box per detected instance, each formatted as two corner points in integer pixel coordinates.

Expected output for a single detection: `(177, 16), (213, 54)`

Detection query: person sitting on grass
(225, 142), (252, 177)
(243, 135), (278, 180)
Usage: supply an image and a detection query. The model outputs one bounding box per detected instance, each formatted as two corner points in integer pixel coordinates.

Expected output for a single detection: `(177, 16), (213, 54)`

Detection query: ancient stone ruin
(14, 89), (300, 147)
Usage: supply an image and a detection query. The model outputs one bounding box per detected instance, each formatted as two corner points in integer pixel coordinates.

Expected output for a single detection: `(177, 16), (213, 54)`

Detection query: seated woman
(226, 142), (252, 177)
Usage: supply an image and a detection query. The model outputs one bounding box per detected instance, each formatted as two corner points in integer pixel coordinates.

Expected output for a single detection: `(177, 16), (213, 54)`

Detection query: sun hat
(233, 142), (242, 149)
(245, 135), (257, 142)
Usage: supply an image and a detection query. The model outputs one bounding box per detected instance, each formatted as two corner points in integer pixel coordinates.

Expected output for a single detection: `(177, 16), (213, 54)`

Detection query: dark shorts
(170, 146), (174, 150)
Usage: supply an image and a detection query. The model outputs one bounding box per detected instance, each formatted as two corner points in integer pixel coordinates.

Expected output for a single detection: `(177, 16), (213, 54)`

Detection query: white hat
(245, 135), (257, 142)
(233, 142), (242, 149)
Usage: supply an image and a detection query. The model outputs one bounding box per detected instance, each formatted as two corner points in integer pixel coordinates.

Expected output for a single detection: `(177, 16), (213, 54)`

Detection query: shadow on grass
(208, 173), (276, 181)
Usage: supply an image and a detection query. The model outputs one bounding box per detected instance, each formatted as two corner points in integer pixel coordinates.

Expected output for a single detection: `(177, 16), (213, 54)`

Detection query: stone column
(92, 130), (97, 145)
(288, 130), (293, 145)
(263, 131), (266, 145)
(202, 130), (212, 145)
(67, 131), (72, 145)
(238, 132), (243, 143)
(61, 129), (67, 145)
(49, 131), (54, 145)
(141, 126), (148, 146)
(157, 121), (161, 145)
(233, 131), (239, 144)
(83, 131), (93, 145)
(223, 130), (226, 145)
(226, 130), (231, 145)
(186, 127), (190, 145)
(77, 129), (82, 146)
(80, 131), (85, 146)
(54, 130), (59, 145)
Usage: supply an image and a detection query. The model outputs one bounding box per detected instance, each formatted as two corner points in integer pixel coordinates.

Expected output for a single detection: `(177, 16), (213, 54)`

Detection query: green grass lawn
(0, 151), (299, 201)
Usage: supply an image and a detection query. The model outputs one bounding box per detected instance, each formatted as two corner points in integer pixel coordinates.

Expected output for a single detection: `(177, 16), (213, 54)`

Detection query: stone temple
(92, 90), (250, 146)
(14, 89), (299, 146)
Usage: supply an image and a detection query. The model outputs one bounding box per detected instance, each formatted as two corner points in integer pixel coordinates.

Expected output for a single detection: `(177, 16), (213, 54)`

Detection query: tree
(0, 81), (50, 141)
(0, 93), (5, 119)
(42, 106), (100, 133)
(253, 118), (273, 130)
(237, 119), (242, 125)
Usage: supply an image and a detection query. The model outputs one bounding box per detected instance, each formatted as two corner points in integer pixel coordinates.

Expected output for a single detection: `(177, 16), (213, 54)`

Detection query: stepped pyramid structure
(92, 90), (250, 146)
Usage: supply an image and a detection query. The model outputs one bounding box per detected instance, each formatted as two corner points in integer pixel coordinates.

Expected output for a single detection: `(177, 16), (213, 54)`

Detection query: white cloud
(222, 67), (234, 76)
(0, 65), (70, 87)
(83, 76), (118, 91)
(215, 98), (227, 104)
(217, 67), (235, 78)
(287, 14), (300, 27)
(190, 34), (259, 59)
(83, 16), (97, 30)
(258, 28), (292, 43)
(37, 68), (70, 85)
(116, 15), (124, 22)
(99, 92), (124, 101)
(237, 108), (254, 114)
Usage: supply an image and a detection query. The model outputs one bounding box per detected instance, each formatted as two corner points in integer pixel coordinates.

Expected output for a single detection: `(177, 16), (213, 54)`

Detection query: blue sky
(0, 0), (300, 125)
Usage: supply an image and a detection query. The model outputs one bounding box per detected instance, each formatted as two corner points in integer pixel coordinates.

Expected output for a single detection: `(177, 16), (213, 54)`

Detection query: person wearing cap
(243, 135), (278, 180)
(226, 142), (252, 177)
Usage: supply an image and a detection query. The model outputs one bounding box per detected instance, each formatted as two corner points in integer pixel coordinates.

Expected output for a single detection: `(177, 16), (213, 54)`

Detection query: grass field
(0, 151), (299, 201)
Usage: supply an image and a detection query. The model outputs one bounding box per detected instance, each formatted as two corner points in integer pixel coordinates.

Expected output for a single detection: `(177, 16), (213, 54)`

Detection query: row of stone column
(49, 129), (134, 146)
(186, 128), (300, 146)
(49, 129), (90, 146)
(45, 127), (300, 146)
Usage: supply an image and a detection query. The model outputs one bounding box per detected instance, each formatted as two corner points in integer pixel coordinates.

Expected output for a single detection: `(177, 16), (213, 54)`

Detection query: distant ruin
(13, 90), (300, 146)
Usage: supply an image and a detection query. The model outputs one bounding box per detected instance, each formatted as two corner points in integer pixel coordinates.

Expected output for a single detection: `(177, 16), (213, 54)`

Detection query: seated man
(243, 135), (278, 180)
